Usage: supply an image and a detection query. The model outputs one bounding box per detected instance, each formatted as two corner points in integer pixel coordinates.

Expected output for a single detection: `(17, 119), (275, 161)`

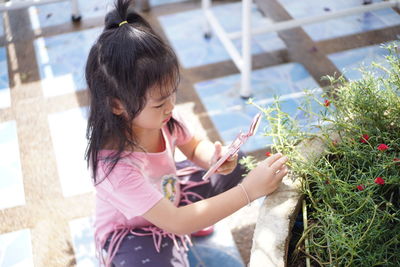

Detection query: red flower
(265, 151), (271, 157)
(377, 144), (389, 151)
(360, 134), (369, 143)
(394, 158), (400, 162)
(374, 177), (385, 185)
(357, 184), (365, 191)
(324, 99), (330, 107)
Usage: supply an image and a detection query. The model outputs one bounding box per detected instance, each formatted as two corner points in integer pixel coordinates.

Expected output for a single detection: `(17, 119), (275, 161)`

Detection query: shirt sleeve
(97, 163), (163, 220)
(172, 110), (194, 146)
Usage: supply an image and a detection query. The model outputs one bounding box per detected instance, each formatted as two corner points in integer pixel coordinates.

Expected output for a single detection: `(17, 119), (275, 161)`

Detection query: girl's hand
(242, 153), (288, 200)
(210, 141), (238, 175)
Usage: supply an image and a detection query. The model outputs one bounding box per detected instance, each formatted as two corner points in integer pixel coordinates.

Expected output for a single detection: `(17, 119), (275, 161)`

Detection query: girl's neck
(102, 128), (165, 153)
(132, 128), (165, 153)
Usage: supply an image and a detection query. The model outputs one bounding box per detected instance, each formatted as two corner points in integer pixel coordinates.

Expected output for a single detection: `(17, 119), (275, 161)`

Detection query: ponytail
(104, 0), (151, 31)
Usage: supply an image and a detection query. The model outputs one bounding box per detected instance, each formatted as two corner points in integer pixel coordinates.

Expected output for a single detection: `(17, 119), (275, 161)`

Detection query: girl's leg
(178, 151), (247, 202)
(104, 233), (189, 267)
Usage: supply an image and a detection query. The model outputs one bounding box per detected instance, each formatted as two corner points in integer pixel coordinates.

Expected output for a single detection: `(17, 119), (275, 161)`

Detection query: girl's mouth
(162, 115), (172, 123)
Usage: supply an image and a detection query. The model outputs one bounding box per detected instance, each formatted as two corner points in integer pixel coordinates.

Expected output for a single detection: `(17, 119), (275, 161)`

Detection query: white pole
(70, 0), (81, 18)
(228, 0), (400, 39)
(204, 10), (243, 70)
(201, 0), (212, 38)
(0, 0), (66, 11)
(240, 0), (252, 98)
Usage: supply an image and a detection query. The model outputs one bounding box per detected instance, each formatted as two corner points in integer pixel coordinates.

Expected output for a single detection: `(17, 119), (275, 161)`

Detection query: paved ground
(0, 0), (399, 266)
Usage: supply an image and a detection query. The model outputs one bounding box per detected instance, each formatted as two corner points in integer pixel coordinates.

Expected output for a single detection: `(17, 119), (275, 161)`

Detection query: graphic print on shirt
(161, 174), (178, 202)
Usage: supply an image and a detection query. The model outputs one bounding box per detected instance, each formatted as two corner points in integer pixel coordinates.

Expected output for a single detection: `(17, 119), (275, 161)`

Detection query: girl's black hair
(85, 0), (182, 184)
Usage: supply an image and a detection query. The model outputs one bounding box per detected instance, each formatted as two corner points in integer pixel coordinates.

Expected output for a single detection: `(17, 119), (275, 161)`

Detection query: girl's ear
(111, 99), (126, 116)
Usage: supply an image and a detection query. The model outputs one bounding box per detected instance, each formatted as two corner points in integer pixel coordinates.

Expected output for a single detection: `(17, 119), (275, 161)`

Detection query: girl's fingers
(210, 141), (223, 165)
(270, 156), (288, 173)
(217, 159), (237, 173)
(218, 163), (234, 172)
(275, 166), (288, 179)
(214, 141), (222, 159)
(264, 153), (283, 166)
(228, 153), (238, 161)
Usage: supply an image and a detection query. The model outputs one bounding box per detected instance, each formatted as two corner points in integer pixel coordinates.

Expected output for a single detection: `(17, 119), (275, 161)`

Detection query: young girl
(85, 0), (288, 266)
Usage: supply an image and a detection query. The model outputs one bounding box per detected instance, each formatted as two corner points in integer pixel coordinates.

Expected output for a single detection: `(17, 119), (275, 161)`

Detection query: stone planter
(249, 135), (335, 267)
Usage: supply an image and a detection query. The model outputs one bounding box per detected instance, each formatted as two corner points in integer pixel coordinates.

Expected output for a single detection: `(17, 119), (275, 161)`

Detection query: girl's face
(132, 87), (176, 132)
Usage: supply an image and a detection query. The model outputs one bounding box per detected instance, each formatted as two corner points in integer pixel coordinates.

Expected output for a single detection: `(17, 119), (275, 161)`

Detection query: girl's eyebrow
(154, 88), (177, 102)
(154, 94), (169, 102)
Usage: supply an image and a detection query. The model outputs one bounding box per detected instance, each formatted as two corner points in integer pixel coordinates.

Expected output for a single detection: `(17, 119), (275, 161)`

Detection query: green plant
(248, 44), (400, 266)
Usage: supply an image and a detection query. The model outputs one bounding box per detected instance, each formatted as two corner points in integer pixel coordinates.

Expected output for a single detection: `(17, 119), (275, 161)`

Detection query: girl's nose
(165, 95), (175, 113)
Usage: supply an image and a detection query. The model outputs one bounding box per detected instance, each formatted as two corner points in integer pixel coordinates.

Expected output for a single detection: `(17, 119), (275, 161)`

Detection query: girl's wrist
(242, 175), (261, 201)
(238, 183), (251, 206)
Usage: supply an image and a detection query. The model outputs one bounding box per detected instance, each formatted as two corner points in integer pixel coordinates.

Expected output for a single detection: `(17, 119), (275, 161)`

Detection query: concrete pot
(248, 135), (334, 267)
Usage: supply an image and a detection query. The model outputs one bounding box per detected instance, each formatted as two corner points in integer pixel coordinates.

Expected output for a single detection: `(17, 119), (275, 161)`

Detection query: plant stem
(303, 199), (311, 267)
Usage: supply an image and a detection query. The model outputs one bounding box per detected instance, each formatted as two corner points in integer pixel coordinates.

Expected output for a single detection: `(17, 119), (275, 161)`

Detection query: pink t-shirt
(93, 112), (193, 247)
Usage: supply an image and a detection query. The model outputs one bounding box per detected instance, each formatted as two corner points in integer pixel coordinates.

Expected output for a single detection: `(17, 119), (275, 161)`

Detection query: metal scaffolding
(201, 0), (400, 98)
(0, 0), (81, 21)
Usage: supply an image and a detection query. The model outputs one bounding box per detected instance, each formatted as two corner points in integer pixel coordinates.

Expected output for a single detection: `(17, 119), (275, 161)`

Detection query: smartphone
(202, 112), (262, 180)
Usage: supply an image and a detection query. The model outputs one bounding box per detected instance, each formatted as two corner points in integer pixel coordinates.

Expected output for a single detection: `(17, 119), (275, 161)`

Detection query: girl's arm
(177, 136), (213, 169)
(143, 153), (288, 235)
(144, 184), (248, 235)
(178, 136), (237, 175)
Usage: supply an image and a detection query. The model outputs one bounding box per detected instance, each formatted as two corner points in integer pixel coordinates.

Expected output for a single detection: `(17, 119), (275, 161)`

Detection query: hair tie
(119, 20), (128, 27)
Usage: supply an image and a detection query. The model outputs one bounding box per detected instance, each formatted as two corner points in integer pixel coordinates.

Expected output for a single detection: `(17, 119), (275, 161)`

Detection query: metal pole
(70, 0), (81, 18)
(201, 0), (212, 38)
(228, 0), (400, 39)
(240, 0), (252, 98)
(204, 10), (243, 70)
(0, 0), (66, 11)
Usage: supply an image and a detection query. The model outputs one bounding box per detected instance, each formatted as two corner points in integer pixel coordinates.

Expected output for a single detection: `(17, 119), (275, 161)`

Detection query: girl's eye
(154, 103), (164, 109)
